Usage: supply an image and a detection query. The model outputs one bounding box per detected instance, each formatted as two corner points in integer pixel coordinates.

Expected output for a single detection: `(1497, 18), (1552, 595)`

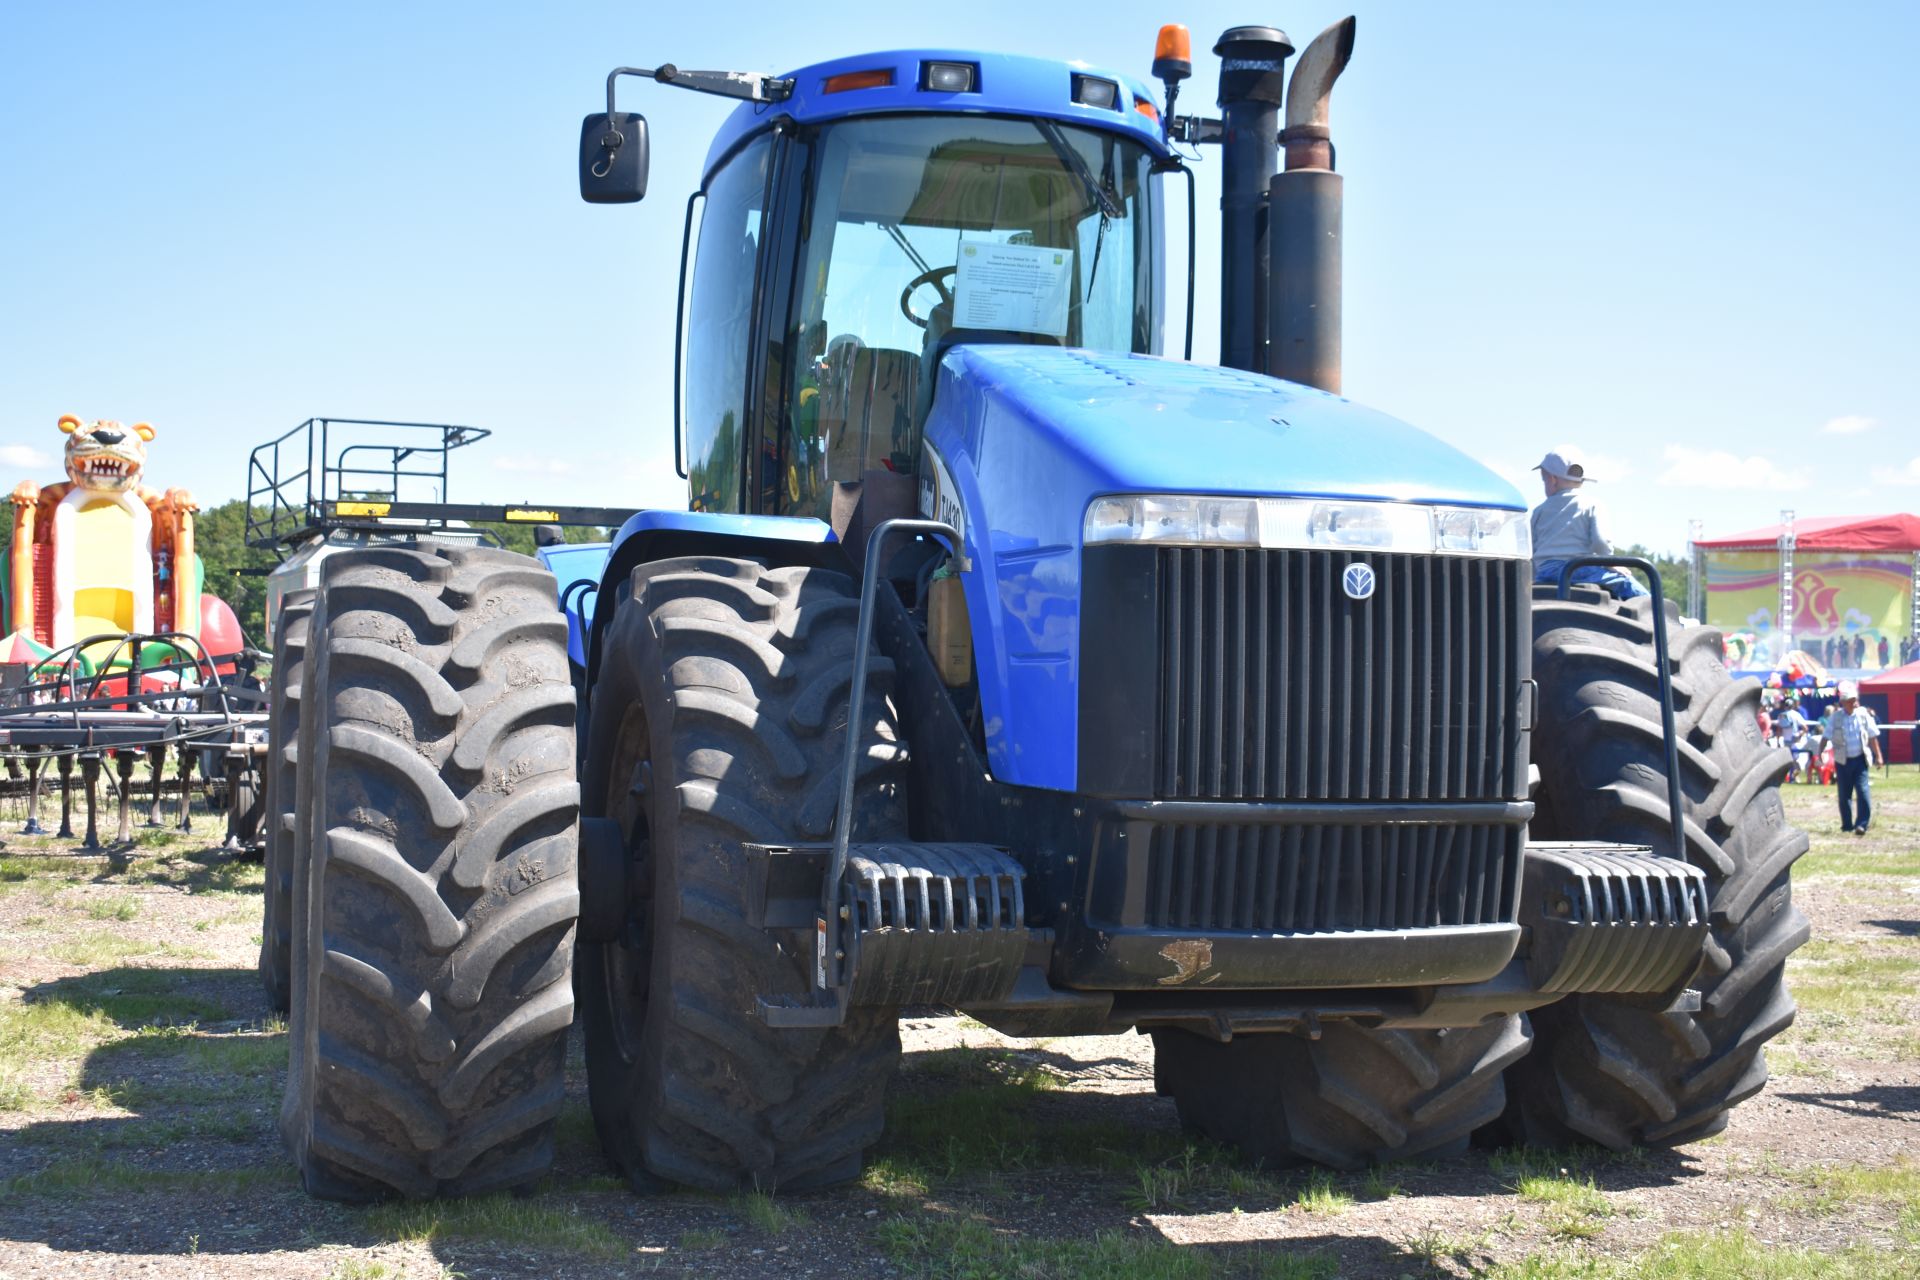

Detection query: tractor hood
(930, 345), (1522, 510)
(918, 344), (1526, 795)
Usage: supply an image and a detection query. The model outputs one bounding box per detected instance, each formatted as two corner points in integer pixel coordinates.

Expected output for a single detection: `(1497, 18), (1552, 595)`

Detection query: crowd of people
(1817, 632), (1917, 672)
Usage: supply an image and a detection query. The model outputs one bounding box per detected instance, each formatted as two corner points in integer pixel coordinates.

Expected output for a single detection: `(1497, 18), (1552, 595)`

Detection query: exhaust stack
(1268, 16), (1356, 393)
(1213, 24), (1293, 373)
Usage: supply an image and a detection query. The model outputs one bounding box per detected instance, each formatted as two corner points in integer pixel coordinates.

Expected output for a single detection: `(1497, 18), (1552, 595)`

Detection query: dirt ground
(1, 769), (1916, 1279)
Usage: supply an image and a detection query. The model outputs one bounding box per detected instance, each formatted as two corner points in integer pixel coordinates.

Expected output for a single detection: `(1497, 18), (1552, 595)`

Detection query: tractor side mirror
(579, 112), (648, 203)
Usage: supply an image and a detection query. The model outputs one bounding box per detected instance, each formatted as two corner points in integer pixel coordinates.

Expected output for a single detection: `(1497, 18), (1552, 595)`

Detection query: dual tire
(275, 548), (903, 1198)
(1155, 591), (1805, 1166)
(278, 542), (580, 1198)
(577, 557), (906, 1192)
(1502, 590), (1809, 1147)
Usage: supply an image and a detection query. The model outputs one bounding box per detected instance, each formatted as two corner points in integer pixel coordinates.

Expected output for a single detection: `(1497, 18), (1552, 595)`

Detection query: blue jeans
(1534, 561), (1651, 600)
(1836, 755), (1872, 831)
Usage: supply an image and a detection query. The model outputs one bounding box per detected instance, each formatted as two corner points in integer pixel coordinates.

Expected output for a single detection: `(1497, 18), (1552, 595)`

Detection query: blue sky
(2, 1), (1914, 551)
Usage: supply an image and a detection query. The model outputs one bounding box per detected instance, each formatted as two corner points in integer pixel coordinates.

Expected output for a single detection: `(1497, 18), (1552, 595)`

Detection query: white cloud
(1657, 445), (1806, 492)
(1870, 456), (1920, 487)
(0, 444), (52, 469)
(1821, 414), (1878, 435)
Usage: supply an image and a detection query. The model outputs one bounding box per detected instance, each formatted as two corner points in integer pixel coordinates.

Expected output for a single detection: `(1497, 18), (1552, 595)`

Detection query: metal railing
(244, 418), (490, 549)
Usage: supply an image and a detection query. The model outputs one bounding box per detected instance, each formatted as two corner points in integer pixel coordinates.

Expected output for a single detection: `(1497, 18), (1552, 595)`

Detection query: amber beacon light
(1152, 24), (1193, 82)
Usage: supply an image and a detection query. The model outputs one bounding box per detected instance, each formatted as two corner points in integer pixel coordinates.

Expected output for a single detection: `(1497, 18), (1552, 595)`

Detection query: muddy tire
(259, 590), (314, 1014)
(578, 557), (906, 1192)
(279, 543), (579, 1200)
(1154, 1014), (1532, 1169)
(1502, 589), (1809, 1148)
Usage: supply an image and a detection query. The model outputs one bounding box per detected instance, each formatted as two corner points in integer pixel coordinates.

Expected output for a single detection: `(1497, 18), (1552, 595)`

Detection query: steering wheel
(899, 264), (958, 329)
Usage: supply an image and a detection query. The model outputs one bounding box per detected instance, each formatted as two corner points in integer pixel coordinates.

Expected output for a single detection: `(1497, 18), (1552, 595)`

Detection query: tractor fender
(584, 510), (842, 685)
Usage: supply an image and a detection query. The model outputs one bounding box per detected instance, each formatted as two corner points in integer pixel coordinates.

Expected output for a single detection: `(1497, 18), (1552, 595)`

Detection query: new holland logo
(1342, 563), (1376, 600)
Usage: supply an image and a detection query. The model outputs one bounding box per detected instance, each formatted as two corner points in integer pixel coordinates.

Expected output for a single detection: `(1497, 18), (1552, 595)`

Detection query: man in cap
(1823, 680), (1884, 835)
(1530, 447), (1649, 600)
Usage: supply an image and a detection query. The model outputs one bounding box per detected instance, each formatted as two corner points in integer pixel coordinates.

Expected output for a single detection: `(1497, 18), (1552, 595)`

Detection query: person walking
(1529, 447), (1649, 600)
(1824, 681), (1885, 835)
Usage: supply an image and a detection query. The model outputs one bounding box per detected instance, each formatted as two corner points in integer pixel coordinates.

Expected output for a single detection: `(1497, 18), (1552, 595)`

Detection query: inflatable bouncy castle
(3, 415), (246, 669)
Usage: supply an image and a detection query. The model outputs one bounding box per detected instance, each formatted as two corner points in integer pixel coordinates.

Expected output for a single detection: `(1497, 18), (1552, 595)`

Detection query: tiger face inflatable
(61, 415), (153, 495)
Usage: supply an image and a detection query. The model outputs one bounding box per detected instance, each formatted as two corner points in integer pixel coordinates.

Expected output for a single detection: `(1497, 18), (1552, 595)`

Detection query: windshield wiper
(882, 222), (934, 277)
(1035, 119), (1123, 220)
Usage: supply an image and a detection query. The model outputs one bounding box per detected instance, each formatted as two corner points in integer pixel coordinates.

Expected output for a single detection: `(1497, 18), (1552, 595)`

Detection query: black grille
(1151, 548), (1526, 802)
(1143, 821), (1522, 932)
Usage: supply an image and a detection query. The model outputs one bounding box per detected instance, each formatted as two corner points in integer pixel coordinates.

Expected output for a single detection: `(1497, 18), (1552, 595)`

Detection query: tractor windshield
(776, 114), (1157, 517)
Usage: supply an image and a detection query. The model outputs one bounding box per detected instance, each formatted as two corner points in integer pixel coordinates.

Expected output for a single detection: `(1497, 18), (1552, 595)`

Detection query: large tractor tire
(1153, 1014), (1532, 1170)
(1502, 589), (1809, 1149)
(279, 543), (579, 1200)
(578, 557), (906, 1193)
(259, 589), (315, 1014)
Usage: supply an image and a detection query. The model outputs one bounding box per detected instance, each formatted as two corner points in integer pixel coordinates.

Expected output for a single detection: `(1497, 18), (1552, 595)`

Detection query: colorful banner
(1705, 550), (1913, 671)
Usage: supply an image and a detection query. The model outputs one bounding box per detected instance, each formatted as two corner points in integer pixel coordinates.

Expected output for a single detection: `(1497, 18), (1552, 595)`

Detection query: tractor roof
(704, 48), (1170, 180)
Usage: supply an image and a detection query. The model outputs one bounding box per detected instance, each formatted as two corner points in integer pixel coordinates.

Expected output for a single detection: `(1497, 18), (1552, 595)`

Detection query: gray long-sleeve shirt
(1530, 487), (1611, 571)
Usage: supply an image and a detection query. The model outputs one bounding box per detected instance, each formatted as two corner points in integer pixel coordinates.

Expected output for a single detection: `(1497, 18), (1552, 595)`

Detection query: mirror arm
(595, 64), (793, 177)
(606, 63), (794, 115)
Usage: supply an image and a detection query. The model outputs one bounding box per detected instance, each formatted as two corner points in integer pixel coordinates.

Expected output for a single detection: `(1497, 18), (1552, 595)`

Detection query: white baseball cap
(1534, 448), (1593, 483)
(1837, 680), (1859, 700)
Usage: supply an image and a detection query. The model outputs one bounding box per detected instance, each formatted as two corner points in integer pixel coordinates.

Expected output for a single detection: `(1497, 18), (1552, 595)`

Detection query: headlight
(1085, 495), (1257, 545)
(1084, 495), (1531, 559)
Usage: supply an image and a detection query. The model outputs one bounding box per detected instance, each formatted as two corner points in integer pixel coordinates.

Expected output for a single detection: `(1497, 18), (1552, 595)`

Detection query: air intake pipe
(1213, 25), (1293, 373)
(1268, 16), (1355, 393)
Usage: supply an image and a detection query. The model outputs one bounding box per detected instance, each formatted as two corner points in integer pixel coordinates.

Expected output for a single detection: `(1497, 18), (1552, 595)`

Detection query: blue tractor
(272, 19), (1808, 1200)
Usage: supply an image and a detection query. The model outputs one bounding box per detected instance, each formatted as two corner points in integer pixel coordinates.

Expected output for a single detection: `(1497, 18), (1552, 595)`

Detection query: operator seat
(822, 345), (921, 559)
(824, 346), (919, 481)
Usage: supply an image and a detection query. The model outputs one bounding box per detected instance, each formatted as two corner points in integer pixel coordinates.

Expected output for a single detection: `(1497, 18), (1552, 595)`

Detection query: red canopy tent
(1695, 513), (1920, 552)
(1862, 660), (1920, 766)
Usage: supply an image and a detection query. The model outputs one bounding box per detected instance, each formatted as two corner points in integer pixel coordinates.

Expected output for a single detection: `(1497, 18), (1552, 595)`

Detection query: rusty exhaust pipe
(1268, 16), (1355, 393)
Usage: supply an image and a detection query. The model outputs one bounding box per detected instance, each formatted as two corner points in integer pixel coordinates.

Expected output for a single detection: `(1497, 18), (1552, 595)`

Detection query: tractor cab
(583, 51), (1168, 537)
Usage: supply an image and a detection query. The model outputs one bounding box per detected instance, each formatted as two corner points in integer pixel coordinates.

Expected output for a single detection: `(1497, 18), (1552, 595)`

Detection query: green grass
(862, 1155), (932, 1200)
(1360, 1167), (1403, 1200)
(732, 1190), (808, 1233)
(0, 855), (47, 887)
(1765, 1045), (1841, 1080)
(1787, 939), (1920, 1020)
(1790, 767), (1920, 877)
(32, 968), (235, 1029)
(327, 1262), (399, 1280)
(1483, 1227), (1917, 1278)
(1785, 1157), (1920, 1216)
(365, 1193), (628, 1258)
(1515, 1171), (1611, 1240)
(0, 1156), (284, 1198)
(105, 1017), (285, 1056)
(48, 935), (204, 967)
(876, 1212), (1336, 1280)
(1798, 841), (1920, 878)
(1291, 1170), (1353, 1216)
(83, 895), (140, 921)
(677, 1226), (728, 1251)
(0, 997), (121, 1106)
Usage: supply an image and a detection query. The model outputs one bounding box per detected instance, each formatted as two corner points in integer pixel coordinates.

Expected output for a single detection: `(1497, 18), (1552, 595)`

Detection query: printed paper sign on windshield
(953, 240), (1072, 338)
